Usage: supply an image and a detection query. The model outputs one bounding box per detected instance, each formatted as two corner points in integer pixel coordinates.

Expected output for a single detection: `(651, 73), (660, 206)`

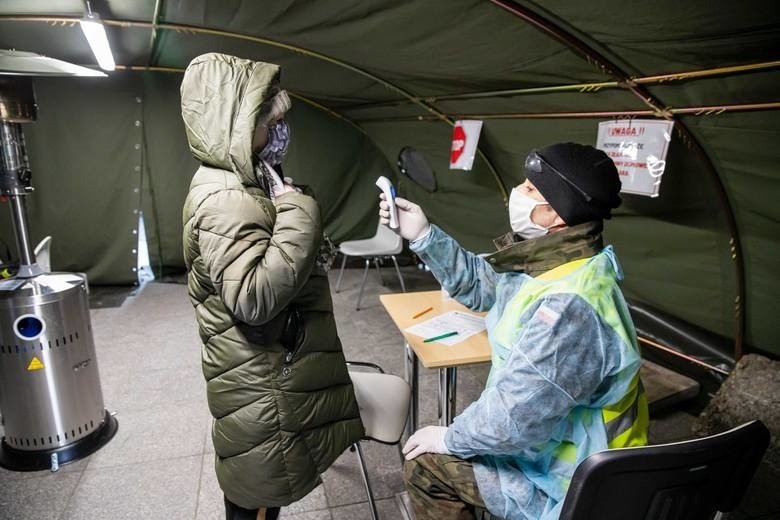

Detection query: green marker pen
(423, 331), (459, 343)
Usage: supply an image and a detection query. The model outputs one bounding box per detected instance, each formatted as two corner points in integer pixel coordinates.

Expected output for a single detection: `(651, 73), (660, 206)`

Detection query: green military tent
(1, 1), (778, 376)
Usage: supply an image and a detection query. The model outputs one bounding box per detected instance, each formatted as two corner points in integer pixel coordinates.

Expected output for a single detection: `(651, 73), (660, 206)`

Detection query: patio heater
(0, 50), (117, 471)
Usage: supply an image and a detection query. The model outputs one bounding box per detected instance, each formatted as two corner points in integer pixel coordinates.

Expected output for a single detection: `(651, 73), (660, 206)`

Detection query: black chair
(559, 420), (770, 520)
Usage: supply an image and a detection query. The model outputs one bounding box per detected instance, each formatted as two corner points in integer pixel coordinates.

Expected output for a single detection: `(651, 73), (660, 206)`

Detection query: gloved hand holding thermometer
(377, 186), (431, 242)
(375, 176), (399, 229)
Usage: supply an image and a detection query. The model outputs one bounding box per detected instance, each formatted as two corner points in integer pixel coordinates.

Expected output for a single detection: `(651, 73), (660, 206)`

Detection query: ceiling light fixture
(79, 0), (115, 71)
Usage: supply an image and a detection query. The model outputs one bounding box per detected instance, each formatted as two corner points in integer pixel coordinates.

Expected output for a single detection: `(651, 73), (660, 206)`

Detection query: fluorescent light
(79, 15), (115, 71)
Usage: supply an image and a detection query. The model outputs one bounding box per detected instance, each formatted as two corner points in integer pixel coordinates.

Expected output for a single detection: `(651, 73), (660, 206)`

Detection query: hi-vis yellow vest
(492, 252), (649, 459)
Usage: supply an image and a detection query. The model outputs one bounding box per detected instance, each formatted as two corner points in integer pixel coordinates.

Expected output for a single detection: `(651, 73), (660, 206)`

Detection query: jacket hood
(181, 53), (280, 186)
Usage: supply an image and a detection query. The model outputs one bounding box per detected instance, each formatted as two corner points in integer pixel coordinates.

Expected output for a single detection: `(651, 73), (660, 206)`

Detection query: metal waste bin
(0, 273), (117, 471)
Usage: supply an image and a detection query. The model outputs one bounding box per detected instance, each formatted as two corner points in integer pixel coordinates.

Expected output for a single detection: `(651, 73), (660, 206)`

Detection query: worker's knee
(404, 453), (468, 489)
(403, 453), (441, 489)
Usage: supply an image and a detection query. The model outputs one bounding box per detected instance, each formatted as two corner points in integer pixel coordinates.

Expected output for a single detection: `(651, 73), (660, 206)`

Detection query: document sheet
(404, 310), (486, 345)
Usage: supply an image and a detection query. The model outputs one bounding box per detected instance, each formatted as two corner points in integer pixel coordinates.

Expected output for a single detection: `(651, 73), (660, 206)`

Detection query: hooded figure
(181, 53), (364, 511)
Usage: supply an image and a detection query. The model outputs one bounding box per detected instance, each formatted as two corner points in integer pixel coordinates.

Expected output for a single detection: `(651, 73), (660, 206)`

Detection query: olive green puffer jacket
(180, 53), (364, 509)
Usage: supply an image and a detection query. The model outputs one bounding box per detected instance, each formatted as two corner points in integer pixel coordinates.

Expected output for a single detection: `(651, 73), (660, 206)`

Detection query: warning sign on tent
(596, 119), (674, 197)
(27, 356), (45, 371)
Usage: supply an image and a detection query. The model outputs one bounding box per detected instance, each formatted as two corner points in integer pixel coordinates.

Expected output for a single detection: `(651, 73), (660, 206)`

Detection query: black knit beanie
(524, 142), (622, 226)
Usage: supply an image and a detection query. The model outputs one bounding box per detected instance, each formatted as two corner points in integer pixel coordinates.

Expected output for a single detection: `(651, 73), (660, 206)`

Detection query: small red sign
(450, 124), (466, 165)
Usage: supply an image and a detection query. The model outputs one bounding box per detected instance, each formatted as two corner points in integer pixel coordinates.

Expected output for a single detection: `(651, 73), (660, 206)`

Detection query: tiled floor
(0, 264), (489, 519)
(0, 261), (715, 519)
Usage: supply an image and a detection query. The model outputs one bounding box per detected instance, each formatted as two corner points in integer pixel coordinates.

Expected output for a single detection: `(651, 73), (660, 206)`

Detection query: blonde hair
(257, 89), (291, 127)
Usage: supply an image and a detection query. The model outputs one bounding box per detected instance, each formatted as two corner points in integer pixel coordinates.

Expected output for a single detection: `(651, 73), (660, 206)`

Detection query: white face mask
(508, 189), (549, 239)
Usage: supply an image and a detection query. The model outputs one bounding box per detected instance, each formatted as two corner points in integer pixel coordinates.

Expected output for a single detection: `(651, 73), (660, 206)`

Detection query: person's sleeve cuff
(443, 425), (470, 458)
(409, 224), (435, 251)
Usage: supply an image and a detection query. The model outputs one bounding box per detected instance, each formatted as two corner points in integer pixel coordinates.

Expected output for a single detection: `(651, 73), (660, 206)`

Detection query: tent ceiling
(1, 2), (777, 117)
(0, 1), (779, 360)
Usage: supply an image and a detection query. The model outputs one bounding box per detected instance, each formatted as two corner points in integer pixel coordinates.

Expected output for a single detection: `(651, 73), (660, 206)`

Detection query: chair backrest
(338, 221), (402, 257)
(372, 221), (403, 255)
(349, 370), (410, 444)
(559, 420), (770, 520)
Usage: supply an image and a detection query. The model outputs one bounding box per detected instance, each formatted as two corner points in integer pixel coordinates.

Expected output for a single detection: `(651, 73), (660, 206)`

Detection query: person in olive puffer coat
(180, 53), (364, 519)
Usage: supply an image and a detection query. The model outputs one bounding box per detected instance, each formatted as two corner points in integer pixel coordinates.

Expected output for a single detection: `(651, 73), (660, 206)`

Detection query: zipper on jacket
(281, 308), (304, 366)
(284, 348), (296, 364)
(282, 343), (302, 377)
(284, 337), (305, 364)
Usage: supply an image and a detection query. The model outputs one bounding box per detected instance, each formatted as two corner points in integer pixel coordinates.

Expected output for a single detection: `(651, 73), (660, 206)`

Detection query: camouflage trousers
(404, 453), (492, 520)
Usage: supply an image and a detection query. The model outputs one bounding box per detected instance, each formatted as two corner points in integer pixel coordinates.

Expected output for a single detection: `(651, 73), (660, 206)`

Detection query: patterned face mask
(257, 119), (291, 166)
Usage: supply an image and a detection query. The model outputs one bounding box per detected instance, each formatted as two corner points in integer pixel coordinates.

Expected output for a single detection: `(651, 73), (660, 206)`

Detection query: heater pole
(9, 195), (35, 268)
(0, 120), (40, 277)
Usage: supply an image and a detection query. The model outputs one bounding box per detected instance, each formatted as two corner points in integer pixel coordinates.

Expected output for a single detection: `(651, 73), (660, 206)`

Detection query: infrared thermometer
(376, 176), (399, 230)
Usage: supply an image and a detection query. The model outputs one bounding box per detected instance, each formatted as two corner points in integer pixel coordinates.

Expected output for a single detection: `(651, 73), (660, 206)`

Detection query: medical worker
(379, 142), (648, 520)
(181, 54), (363, 520)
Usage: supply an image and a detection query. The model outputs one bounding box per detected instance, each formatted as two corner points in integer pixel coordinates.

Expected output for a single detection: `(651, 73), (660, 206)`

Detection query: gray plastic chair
(348, 362), (411, 520)
(335, 222), (406, 310)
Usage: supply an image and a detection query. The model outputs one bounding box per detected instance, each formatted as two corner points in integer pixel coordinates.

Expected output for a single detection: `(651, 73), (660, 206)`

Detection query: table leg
(404, 342), (418, 440)
(438, 367), (458, 426)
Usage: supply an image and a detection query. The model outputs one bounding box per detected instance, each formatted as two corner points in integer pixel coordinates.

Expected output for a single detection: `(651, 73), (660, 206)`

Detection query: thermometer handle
(375, 176), (399, 230)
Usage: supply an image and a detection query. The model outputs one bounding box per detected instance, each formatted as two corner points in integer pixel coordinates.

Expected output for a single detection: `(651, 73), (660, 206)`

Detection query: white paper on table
(404, 310), (486, 346)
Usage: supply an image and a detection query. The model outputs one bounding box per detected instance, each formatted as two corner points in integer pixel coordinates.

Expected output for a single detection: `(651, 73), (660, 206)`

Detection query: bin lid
(0, 273), (84, 300)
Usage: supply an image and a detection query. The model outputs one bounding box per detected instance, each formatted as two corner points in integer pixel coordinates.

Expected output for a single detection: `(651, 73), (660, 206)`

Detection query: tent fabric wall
(1, 0), (779, 360)
(361, 120), (508, 254)
(141, 72), (198, 276)
(685, 112), (780, 353)
(281, 100), (396, 245)
(0, 74), (142, 285)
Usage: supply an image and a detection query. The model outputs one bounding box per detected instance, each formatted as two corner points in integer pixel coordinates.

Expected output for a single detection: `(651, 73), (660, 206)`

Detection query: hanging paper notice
(450, 120), (483, 171)
(596, 119), (674, 197)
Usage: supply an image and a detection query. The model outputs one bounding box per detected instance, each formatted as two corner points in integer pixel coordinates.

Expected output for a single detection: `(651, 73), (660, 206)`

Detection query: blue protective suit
(410, 224), (647, 520)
